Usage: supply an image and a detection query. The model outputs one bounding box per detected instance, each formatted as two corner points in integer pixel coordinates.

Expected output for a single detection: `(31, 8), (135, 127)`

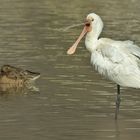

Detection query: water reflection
(0, 83), (39, 95)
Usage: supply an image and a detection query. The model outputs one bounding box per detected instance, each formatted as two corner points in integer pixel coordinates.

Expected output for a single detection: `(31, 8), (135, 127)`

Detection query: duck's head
(1, 65), (17, 73)
(1, 65), (40, 82)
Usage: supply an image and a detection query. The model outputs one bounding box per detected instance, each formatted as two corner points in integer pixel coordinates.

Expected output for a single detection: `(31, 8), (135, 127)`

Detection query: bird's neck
(85, 30), (100, 53)
(85, 19), (103, 53)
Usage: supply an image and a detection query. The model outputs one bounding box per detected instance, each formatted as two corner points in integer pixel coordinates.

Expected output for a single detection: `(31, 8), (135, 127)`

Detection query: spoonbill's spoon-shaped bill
(67, 21), (92, 55)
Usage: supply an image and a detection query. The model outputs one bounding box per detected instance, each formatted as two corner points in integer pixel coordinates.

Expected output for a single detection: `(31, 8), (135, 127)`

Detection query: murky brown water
(0, 0), (140, 139)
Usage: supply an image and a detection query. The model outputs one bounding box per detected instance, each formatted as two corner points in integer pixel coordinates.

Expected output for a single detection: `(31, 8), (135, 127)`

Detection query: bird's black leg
(115, 84), (121, 120)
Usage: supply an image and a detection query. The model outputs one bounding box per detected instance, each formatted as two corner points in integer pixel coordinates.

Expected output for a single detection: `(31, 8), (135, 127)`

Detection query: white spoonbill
(67, 13), (140, 119)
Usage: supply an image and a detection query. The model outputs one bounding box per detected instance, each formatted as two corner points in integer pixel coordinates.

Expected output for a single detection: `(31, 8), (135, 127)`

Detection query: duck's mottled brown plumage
(0, 65), (40, 84)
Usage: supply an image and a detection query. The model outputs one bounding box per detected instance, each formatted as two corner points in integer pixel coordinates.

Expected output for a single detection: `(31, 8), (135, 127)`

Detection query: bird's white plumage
(66, 13), (139, 119)
(85, 13), (140, 88)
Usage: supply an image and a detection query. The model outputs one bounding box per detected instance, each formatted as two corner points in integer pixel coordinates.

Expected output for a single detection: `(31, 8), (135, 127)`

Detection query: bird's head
(85, 13), (103, 32)
(67, 13), (103, 55)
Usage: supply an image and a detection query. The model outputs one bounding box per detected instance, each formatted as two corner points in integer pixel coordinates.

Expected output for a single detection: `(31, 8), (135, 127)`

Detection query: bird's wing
(98, 39), (140, 64)
(124, 40), (140, 60)
(97, 39), (126, 63)
(91, 39), (140, 87)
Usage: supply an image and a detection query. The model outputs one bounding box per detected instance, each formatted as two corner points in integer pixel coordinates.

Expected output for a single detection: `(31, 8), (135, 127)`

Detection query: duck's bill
(67, 26), (88, 55)
(25, 70), (40, 81)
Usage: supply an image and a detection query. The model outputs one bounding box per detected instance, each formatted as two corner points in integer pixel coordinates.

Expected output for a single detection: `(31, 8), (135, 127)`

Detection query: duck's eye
(92, 18), (94, 21)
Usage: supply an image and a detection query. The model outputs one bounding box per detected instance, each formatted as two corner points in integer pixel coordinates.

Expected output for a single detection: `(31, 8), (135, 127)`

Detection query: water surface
(0, 0), (140, 140)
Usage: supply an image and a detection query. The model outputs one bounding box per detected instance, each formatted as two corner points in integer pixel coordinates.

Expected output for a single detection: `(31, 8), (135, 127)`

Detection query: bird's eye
(92, 18), (94, 21)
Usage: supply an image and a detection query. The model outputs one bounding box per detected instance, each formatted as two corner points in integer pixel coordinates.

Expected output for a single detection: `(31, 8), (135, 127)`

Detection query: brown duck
(0, 65), (40, 85)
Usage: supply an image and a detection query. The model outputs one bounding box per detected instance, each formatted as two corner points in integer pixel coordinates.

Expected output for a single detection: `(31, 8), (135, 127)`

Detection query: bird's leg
(115, 84), (121, 120)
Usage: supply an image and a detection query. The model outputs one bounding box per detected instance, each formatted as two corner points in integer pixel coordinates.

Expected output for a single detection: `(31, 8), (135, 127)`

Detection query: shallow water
(0, 0), (140, 139)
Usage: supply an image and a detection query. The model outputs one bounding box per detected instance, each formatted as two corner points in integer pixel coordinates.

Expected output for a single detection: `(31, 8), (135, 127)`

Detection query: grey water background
(0, 0), (140, 139)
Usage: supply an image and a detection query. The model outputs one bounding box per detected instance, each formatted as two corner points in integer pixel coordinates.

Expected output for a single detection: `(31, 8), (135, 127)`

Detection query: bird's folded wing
(99, 39), (140, 64)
